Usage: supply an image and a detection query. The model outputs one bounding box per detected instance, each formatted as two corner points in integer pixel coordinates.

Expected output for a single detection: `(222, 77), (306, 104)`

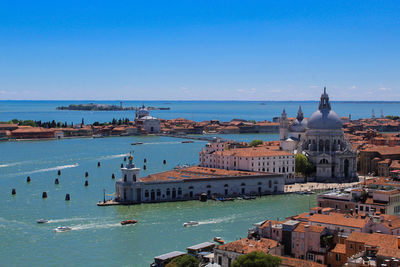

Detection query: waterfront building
(199, 139), (296, 182)
(114, 155), (285, 204)
(317, 178), (400, 215)
(279, 88), (358, 182)
(134, 105), (161, 133)
(359, 145), (400, 176)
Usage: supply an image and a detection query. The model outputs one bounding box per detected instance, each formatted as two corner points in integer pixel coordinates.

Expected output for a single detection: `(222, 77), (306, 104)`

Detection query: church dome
(307, 87), (343, 130)
(308, 109), (342, 130)
(290, 118), (308, 132)
(289, 106), (308, 132)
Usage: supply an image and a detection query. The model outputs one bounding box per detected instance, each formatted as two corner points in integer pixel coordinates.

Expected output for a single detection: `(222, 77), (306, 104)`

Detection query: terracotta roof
(259, 220), (282, 229)
(376, 247), (400, 258)
(12, 127), (55, 133)
(347, 232), (398, 249)
(293, 222), (325, 233)
(279, 256), (326, 267)
(363, 145), (400, 156)
(139, 166), (277, 183)
(331, 243), (346, 254)
(308, 213), (368, 229)
(217, 238), (278, 254)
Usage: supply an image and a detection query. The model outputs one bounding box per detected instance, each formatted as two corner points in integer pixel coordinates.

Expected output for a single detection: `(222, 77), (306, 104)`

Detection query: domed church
(280, 88), (357, 182)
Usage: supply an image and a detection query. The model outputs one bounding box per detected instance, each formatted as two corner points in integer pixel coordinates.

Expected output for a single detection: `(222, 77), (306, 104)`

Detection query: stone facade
(115, 156), (285, 204)
(280, 88), (358, 182)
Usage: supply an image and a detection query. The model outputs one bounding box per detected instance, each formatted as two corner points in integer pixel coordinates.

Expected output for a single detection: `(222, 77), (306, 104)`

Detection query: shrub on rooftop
(232, 251), (281, 267)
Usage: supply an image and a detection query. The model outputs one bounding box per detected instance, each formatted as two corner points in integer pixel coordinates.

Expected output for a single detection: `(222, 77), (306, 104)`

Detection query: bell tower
(279, 108), (288, 141)
(121, 154), (140, 183)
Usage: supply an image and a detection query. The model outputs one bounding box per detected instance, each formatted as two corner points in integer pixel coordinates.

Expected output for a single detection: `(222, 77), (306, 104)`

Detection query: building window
(145, 190), (149, 198)
(124, 174), (127, 182)
(178, 188), (182, 195)
(336, 254), (341, 261)
(166, 188), (170, 196)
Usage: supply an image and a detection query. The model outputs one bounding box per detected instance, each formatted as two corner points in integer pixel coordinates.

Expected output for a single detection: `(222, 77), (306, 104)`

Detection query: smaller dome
(289, 119), (308, 132)
(308, 109), (342, 130)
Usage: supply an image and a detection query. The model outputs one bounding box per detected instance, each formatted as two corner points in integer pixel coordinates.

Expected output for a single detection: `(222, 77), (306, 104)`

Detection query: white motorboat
(37, 219), (48, 224)
(183, 221), (199, 227)
(54, 226), (72, 232)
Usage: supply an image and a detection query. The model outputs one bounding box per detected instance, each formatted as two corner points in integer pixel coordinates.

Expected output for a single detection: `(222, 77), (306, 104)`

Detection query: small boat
(37, 219), (48, 224)
(121, 220), (138, 225)
(54, 226), (72, 232)
(183, 221), (199, 227)
(181, 140), (194, 143)
(131, 142), (143, 145)
(92, 134), (103, 138)
(214, 237), (225, 244)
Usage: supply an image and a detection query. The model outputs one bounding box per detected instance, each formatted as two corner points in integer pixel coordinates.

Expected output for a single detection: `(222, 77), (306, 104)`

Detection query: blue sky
(0, 0), (399, 100)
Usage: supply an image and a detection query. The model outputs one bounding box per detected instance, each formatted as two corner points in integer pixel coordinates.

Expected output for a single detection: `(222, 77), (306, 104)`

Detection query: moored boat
(183, 221), (199, 227)
(121, 220), (138, 225)
(213, 237), (225, 244)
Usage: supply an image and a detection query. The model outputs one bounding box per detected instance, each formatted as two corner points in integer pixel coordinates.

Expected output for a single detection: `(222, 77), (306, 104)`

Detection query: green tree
(165, 255), (199, 267)
(295, 153), (309, 175)
(249, 140), (263, 147)
(232, 252), (282, 267)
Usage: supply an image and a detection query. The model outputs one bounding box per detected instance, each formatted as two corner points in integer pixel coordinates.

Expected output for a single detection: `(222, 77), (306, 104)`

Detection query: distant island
(56, 103), (170, 111)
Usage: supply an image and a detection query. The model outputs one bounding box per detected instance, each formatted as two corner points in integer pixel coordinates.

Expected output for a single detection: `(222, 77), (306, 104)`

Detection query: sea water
(0, 100), (399, 124)
(1, 100), (395, 266)
(0, 134), (316, 266)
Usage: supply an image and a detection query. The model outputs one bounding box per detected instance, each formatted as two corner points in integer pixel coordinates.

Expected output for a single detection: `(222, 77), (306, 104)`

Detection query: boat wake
(0, 162), (22, 168)
(69, 222), (122, 231)
(198, 215), (236, 225)
(142, 141), (184, 145)
(19, 164), (79, 176)
(98, 153), (129, 161)
(47, 217), (89, 224)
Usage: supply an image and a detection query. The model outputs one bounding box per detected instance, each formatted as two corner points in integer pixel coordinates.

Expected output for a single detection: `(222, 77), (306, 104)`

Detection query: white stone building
(115, 156), (285, 204)
(199, 140), (296, 181)
(279, 88), (358, 182)
(135, 105), (161, 133)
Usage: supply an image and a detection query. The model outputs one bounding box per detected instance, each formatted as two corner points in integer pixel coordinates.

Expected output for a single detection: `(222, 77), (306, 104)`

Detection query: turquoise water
(1, 100), (400, 124)
(0, 134), (316, 266)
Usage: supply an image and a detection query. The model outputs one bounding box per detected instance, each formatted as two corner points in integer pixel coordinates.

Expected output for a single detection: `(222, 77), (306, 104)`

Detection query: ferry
(54, 226), (72, 232)
(183, 221), (199, 227)
(121, 220), (138, 225)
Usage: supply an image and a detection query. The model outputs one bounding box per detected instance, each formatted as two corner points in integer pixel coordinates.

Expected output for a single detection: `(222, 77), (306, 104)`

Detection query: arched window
(282, 167), (285, 173)
(124, 174), (127, 182)
(157, 189), (161, 197)
(206, 185), (212, 188)
(178, 188), (182, 195)
(319, 159), (329, 164)
(325, 140), (330, 151)
(269, 180), (272, 188)
(319, 140), (324, 152)
(166, 188), (170, 196)
(145, 190), (149, 198)
(224, 184), (229, 187)
(241, 183), (246, 186)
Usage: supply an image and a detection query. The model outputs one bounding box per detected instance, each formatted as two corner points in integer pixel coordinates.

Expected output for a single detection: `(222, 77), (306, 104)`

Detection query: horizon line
(1, 99), (400, 102)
